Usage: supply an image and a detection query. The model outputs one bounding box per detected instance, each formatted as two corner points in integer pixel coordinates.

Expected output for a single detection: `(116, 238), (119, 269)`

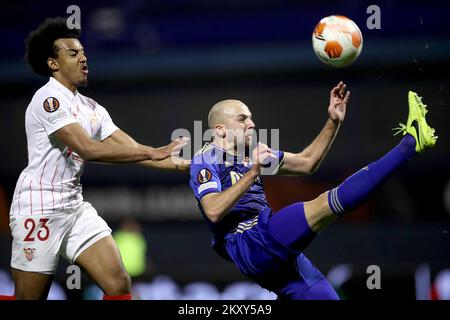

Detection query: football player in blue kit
(189, 82), (436, 300)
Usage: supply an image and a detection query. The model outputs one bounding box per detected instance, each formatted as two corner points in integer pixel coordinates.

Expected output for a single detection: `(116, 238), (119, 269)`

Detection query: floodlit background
(0, 0), (449, 300)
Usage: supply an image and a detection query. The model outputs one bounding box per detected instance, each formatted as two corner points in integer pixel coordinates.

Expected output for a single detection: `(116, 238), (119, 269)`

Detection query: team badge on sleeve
(23, 248), (35, 261)
(43, 97), (60, 113)
(197, 169), (212, 183)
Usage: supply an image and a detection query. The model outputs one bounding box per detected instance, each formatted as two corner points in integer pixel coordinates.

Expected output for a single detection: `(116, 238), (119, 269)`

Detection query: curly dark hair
(25, 17), (81, 77)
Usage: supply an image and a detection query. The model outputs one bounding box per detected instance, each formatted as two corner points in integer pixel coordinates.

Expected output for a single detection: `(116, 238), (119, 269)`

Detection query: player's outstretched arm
(54, 123), (184, 163)
(201, 143), (276, 223)
(102, 129), (191, 171)
(279, 81), (350, 175)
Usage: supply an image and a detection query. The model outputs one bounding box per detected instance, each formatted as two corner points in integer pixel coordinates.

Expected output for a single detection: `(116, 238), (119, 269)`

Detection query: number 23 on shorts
(23, 218), (50, 241)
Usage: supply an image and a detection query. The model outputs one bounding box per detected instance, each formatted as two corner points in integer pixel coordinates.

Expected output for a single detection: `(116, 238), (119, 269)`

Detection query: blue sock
(328, 134), (417, 216)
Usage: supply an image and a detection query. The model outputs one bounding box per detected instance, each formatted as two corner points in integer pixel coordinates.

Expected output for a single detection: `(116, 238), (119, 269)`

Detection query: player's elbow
(205, 209), (223, 224)
(201, 194), (225, 223)
(208, 214), (222, 224)
(306, 160), (320, 175)
(203, 204), (224, 223)
(292, 155), (317, 175)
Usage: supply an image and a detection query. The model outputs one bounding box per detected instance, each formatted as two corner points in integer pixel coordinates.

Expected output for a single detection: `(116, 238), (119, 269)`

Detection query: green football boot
(393, 91), (437, 153)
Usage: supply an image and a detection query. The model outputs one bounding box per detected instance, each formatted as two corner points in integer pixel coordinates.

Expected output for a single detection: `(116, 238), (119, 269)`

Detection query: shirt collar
(48, 77), (78, 100)
(209, 143), (248, 163)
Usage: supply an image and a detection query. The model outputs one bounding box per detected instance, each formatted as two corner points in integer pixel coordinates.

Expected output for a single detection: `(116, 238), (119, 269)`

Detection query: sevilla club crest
(23, 248), (35, 262)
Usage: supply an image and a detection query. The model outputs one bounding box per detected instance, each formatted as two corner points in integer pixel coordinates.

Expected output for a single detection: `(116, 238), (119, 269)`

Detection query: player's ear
(215, 124), (226, 138)
(47, 57), (59, 73)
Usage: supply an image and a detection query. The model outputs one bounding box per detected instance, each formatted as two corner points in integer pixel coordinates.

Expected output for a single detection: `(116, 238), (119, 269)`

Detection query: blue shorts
(222, 208), (339, 300)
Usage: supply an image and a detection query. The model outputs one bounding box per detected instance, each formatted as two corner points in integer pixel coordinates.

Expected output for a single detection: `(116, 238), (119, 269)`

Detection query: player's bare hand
(328, 81), (350, 123)
(151, 137), (189, 161)
(251, 142), (277, 171)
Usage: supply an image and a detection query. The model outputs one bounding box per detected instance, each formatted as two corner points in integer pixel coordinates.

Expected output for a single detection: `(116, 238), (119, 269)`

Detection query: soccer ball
(312, 15), (363, 68)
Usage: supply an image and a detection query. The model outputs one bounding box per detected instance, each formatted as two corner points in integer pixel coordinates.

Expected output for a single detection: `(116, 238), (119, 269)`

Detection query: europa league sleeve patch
(197, 168), (212, 184)
(43, 97), (60, 113)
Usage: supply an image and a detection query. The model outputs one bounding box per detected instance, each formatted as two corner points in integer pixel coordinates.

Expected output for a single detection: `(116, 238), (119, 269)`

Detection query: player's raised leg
(11, 269), (53, 300)
(268, 92), (437, 251)
(305, 91), (437, 232)
(75, 236), (132, 300)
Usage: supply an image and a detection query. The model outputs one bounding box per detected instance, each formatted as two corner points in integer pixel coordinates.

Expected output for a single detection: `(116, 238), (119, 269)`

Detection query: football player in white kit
(7, 17), (189, 300)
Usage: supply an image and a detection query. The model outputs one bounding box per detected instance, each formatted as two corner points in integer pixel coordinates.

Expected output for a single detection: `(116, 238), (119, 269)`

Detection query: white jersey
(10, 77), (118, 217)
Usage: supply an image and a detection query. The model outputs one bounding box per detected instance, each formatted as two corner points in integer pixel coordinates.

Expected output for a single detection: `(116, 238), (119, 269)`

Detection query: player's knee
(102, 270), (131, 295)
(306, 192), (327, 207)
(304, 192), (336, 232)
(303, 192), (331, 217)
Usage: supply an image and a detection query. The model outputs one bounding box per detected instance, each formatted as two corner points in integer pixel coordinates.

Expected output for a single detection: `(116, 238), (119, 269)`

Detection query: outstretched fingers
(343, 91), (351, 104)
(331, 81), (343, 95)
(170, 137), (189, 154)
(339, 84), (347, 97)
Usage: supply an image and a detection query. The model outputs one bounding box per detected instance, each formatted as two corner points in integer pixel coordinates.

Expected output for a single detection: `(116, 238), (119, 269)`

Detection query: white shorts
(10, 202), (111, 274)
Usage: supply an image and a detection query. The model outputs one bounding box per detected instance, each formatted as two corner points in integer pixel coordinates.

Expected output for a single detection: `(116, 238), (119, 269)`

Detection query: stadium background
(0, 0), (449, 299)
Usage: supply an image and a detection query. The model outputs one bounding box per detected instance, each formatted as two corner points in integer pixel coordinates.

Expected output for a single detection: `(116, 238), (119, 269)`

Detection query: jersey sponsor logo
(43, 97), (60, 113)
(23, 247), (35, 261)
(197, 168), (212, 184)
(230, 171), (243, 185)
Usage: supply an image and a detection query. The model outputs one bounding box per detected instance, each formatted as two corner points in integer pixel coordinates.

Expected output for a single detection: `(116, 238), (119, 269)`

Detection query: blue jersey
(189, 143), (338, 299)
(189, 143), (284, 254)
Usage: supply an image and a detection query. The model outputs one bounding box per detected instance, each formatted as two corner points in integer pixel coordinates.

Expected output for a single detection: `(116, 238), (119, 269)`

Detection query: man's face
(52, 38), (88, 88)
(221, 103), (256, 148)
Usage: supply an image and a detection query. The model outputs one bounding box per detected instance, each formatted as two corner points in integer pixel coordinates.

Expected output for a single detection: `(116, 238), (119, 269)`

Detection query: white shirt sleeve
(97, 104), (119, 141)
(30, 92), (77, 135)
